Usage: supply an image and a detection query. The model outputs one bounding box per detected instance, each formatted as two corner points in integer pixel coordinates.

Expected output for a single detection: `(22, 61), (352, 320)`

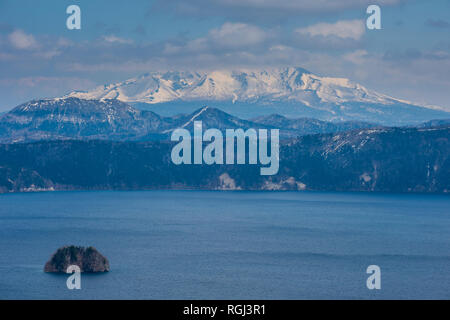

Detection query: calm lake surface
(0, 191), (449, 299)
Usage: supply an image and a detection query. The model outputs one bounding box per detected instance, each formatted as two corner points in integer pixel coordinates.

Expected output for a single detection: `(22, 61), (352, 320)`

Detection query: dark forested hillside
(0, 126), (448, 193)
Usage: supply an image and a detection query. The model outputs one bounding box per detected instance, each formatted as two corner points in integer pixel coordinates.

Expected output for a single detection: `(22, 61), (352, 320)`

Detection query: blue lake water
(0, 190), (449, 299)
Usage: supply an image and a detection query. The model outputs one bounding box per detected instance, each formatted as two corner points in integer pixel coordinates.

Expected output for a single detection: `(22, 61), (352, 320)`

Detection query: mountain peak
(64, 66), (387, 105)
(179, 105), (211, 128)
(61, 67), (450, 125)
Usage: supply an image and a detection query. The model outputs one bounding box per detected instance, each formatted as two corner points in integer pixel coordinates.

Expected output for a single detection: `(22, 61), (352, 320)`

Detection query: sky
(0, 0), (449, 111)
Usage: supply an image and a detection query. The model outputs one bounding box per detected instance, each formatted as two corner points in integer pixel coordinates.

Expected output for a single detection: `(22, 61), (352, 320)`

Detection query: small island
(44, 245), (110, 273)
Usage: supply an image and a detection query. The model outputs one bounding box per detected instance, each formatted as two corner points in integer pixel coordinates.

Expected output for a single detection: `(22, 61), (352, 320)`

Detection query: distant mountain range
(0, 97), (448, 193)
(0, 97), (381, 143)
(1, 125), (448, 193)
(64, 67), (450, 125)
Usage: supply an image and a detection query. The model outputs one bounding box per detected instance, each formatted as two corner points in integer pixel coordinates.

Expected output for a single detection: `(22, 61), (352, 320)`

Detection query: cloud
(343, 49), (369, 64)
(102, 35), (133, 44)
(8, 30), (38, 49)
(296, 19), (365, 40)
(164, 22), (269, 54)
(1, 31), (71, 61)
(209, 22), (267, 47)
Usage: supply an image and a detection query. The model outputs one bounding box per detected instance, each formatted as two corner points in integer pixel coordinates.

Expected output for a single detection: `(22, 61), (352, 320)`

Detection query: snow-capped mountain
(67, 67), (391, 105)
(64, 67), (450, 125)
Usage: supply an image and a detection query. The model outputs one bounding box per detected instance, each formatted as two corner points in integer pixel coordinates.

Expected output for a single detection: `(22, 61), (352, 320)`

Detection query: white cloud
(102, 35), (133, 44)
(296, 19), (365, 40)
(209, 22), (267, 47)
(343, 49), (369, 64)
(8, 30), (38, 49)
(172, 22), (268, 54)
(179, 22), (268, 53)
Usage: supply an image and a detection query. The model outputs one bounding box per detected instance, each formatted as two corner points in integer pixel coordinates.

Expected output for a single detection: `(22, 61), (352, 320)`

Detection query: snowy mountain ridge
(65, 67), (408, 106)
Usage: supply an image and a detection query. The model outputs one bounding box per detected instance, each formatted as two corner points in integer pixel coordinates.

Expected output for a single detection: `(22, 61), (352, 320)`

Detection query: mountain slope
(0, 98), (377, 143)
(0, 98), (166, 142)
(1, 125), (448, 193)
(64, 67), (450, 125)
(251, 114), (378, 135)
